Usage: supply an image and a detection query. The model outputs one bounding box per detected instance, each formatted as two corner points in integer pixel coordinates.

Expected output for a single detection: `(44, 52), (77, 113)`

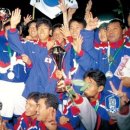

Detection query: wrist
(11, 25), (16, 29)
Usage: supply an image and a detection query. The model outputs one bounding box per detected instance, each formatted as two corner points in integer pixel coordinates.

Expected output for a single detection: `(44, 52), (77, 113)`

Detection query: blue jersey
(0, 31), (29, 82)
(7, 29), (74, 98)
(94, 37), (130, 98)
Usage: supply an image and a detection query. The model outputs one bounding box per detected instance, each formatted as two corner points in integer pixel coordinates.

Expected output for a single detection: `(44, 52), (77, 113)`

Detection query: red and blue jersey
(94, 36), (130, 98)
(14, 112), (46, 130)
(0, 30), (29, 82)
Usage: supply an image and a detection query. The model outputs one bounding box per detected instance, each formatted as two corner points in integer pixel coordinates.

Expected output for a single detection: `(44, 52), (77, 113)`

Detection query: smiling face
(106, 22), (123, 43)
(53, 27), (64, 44)
(28, 22), (37, 39)
(37, 24), (51, 42)
(36, 98), (49, 122)
(99, 28), (107, 42)
(127, 14), (130, 27)
(69, 21), (84, 39)
(25, 99), (38, 119)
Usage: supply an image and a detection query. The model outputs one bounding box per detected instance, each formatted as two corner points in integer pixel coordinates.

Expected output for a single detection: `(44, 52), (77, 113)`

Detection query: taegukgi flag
(30, 0), (78, 19)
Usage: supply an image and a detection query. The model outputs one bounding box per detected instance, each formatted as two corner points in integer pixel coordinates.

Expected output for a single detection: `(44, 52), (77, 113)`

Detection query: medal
(105, 70), (113, 78)
(7, 71), (15, 80)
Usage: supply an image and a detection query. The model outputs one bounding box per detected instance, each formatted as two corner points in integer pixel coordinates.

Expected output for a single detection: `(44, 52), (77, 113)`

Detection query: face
(25, 99), (38, 118)
(69, 21), (84, 39)
(28, 22), (37, 38)
(106, 22), (123, 43)
(37, 24), (51, 42)
(99, 28), (107, 42)
(84, 77), (101, 98)
(53, 27), (64, 44)
(37, 98), (49, 122)
(127, 14), (130, 27)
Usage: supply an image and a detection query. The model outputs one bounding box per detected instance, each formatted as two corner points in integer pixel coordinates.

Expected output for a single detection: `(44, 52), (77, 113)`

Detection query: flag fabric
(30, 0), (78, 19)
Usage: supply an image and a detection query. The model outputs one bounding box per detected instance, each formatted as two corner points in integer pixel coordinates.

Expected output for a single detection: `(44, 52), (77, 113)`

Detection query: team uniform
(0, 30), (29, 119)
(56, 93), (86, 130)
(14, 112), (46, 130)
(7, 29), (76, 98)
(94, 36), (130, 98)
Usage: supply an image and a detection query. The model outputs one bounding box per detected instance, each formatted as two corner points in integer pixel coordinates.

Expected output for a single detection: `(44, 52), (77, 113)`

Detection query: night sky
(0, 0), (130, 24)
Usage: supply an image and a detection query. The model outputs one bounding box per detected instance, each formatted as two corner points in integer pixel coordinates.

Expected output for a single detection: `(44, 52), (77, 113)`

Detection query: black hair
(39, 93), (58, 110)
(99, 22), (108, 30)
(27, 92), (42, 103)
(83, 69), (106, 87)
(69, 17), (86, 28)
(27, 19), (37, 29)
(52, 23), (62, 34)
(3, 21), (10, 30)
(36, 18), (52, 30)
(108, 18), (125, 29)
(0, 21), (2, 31)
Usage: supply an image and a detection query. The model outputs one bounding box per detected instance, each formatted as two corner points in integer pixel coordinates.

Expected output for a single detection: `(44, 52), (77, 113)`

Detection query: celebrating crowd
(0, 0), (130, 130)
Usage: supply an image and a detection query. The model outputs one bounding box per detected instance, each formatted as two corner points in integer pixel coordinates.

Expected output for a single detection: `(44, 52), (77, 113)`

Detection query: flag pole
(32, 4), (36, 20)
(32, 0), (40, 20)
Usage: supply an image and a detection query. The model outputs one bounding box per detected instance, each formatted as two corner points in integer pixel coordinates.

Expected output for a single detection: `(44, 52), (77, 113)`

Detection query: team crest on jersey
(105, 94), (120, 113)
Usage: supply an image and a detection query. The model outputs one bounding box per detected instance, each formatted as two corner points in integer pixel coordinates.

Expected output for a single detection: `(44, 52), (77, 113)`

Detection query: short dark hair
(99, 22), (108, 30)
(52, 23), (62, 34)
(36, 18), (52, 30)
(39, 93), (58, 110)
(3, 21), (10, 30)
(27, 92), (41, 103)
(108, 18), (125, 29)
(83, 69), (106, 87)
(69, 17), (86, 28)
(0, 21), (2, 31)
(27, 19), (37, 29)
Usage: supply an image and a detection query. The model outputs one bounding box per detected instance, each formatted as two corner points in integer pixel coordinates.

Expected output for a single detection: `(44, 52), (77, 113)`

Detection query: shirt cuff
(0, 30), (5, 36)
(74, 95), (83, 104)
(67, 36), (73, 43)
(10, 28), (17, 32)
(77, 50), (84, 56)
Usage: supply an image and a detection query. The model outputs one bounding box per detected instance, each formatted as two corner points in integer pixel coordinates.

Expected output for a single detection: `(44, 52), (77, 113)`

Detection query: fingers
(119, 81), (123, 91)
(109, 81), (117, 94)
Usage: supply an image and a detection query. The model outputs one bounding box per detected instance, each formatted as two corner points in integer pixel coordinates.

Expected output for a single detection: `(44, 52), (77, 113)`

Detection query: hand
(55, 70), (63, 80)
(0, 118), (8, 130)
(45, 108), (57, 130)
(109, 81), (129, 107)
(59, 116), (69, 125)
(60, 25), (71, 38)
(121, 77), (130, 87)
(23, 14), (32, 25)
(59, 0), (67, 13)
(57, 80), (66, 92)
(21, 54), (32, 65)
(67, 8), (77, 22)
(85, 0), (92, 12)
(72, 34), (83, 53)
(85, 12), (99, 30)
(10, 8), (21, 28)
(25, 35), (33, 41)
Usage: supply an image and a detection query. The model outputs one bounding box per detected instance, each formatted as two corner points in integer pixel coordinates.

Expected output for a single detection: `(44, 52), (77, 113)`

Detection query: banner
(30, 0), (78, 19)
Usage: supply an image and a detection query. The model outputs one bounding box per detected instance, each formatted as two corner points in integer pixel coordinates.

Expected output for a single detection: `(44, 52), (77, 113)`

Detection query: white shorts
(0, 80), (26, 119)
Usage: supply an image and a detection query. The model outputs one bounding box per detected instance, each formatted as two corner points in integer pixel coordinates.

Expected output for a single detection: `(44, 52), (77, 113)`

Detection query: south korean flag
(30, 0), (78, 19)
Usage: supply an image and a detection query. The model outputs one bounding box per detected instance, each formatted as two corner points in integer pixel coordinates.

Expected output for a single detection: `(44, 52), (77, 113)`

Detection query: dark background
(0, 0), (130, 25)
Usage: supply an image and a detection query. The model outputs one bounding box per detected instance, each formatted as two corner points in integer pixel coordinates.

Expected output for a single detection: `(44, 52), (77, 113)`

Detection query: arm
(59, 0), (68, 28)
(74, 95), (97, 130)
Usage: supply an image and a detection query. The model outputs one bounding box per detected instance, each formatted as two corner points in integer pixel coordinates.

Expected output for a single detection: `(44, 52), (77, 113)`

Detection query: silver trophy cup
(49, 46), (66, 70)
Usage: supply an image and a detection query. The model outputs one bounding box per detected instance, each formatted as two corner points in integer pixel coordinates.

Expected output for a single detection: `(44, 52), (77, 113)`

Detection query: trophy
(49, 46), (66, 70)
(0, 8), (11, 21)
